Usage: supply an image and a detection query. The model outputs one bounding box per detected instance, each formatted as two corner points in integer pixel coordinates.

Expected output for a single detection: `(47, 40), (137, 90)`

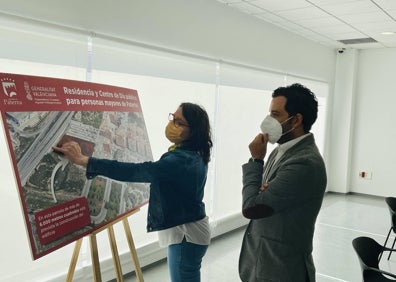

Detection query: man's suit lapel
(263, 148), (278, 182)
(265, 135), (315, 182)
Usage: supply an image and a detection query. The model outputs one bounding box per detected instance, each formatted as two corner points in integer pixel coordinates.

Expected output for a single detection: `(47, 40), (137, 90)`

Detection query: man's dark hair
(180, 102), (213, 164)
(272, 83), (318, 132)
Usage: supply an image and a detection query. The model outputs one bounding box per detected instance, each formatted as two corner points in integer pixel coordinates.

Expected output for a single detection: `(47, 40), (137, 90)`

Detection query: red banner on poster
(0, 73), (152, 259)
(35, 197), (90, 245)
(0, 73), (141, 112)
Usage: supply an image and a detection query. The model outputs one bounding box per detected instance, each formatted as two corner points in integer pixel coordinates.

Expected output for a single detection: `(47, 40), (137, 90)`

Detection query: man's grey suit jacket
(239, 134), (327, 282)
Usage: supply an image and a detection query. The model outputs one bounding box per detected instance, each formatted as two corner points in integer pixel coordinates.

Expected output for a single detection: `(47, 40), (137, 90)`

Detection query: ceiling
(1, 0), (395, 51)
(215, 0), (396, 49)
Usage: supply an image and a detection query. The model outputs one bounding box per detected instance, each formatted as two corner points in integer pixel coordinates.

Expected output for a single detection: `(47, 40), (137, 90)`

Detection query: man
(239, 83), (327, 282)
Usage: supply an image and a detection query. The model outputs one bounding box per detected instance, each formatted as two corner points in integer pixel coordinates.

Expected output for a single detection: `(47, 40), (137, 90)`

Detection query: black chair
(381, 197), (396, 261)
(352, 236), (396, 281)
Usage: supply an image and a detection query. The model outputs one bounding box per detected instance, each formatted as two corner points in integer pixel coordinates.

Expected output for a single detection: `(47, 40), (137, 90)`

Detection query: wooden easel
(66, 208), (144, 282)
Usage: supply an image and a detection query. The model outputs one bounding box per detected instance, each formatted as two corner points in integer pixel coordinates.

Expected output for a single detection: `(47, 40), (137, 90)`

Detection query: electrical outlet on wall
(359, 171), (372, 180)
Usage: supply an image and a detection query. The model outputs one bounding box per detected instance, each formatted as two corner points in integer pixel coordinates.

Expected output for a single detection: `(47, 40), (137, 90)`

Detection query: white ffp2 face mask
(260, 115), (282, 144)
(260, 115), (294, 144)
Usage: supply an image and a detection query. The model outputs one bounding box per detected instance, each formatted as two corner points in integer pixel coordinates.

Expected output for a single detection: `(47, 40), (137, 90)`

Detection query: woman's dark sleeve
(86, 157), (156, 182)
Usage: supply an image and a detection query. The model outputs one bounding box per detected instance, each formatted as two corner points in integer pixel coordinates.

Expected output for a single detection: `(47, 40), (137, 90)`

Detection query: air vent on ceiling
(338, 38), (377, 44)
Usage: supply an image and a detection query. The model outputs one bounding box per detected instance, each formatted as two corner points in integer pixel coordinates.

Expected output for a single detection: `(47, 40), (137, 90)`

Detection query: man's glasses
(168, 113), (189, 128)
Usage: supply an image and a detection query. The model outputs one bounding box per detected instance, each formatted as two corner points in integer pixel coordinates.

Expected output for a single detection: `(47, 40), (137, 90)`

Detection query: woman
(54, 102), (213, 282)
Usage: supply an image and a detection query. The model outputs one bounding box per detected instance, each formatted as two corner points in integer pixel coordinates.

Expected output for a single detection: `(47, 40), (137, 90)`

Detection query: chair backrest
(385, 197), (396, 230)
(353, 236), (396, 281)
(352, 237), (382, 270)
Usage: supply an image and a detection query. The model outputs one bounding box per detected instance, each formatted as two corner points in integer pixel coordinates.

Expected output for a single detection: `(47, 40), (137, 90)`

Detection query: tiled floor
(122, 192), (396, 281)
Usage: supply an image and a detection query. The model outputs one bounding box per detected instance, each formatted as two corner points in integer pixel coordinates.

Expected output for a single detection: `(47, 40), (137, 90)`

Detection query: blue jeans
(167, 237), (208, 282)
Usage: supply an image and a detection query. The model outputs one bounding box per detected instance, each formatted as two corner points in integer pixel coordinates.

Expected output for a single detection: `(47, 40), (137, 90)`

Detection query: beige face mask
(165, 121), (185, 144)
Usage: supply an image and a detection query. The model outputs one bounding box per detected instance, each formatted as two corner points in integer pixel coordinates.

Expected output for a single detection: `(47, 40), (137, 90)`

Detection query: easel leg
(66, 238), (83, 282)
(67, 209), (143, 281)
(108, 225), (124, 281)
(90, 234), (102, 282)
(122, 218), (144, 282)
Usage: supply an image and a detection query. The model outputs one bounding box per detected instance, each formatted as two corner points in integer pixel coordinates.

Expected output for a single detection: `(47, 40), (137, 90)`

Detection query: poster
(0, 73), (152, 259)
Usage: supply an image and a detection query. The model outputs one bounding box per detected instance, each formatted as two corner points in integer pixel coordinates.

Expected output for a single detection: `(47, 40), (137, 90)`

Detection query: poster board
(0, 73), (152, 259)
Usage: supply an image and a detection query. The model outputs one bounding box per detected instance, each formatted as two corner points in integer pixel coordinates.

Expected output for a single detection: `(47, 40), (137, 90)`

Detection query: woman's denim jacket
(86, 147), (207, 232)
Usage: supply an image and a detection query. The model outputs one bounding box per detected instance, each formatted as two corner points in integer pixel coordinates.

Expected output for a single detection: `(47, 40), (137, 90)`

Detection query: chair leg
(388, 233), (396, 260)
(380, 228), (392, 261)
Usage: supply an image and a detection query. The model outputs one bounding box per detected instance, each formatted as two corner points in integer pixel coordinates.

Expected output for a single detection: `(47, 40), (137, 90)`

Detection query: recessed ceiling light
(381, 31), (396, 35)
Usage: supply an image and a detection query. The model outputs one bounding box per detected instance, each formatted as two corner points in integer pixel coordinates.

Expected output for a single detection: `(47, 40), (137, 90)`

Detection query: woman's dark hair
(272, 83), (318, 132)
(179, 102), (213, 164)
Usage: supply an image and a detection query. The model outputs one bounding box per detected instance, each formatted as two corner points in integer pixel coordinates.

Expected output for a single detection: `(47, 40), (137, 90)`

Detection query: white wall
(0, 0), (335, 81)
(326, 47), (396, 197)
(326, 49), (358, 193)
(348, 48), (396, 196)
(0, 1), (337, 281)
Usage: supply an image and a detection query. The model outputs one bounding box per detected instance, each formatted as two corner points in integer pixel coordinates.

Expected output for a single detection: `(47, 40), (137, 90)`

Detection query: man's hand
(259, 182), (269, 192)
(53, 141), (89, 167)
(249, 133), (269, 160)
